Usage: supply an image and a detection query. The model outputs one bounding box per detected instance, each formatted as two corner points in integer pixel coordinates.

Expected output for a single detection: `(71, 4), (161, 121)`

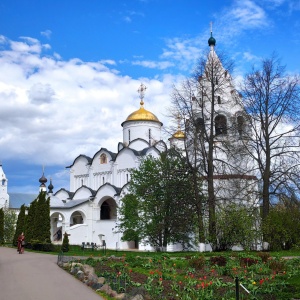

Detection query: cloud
(0, 35), (175, 172)
(132, 60), (175, 69)
(41, 30), (52, 39)
(123, 16), (132, 23)
(28, 83), (55, 104)
(229, 0), (268, 28)
(261, 0), (300, 11)
(243, 52), (261, 62)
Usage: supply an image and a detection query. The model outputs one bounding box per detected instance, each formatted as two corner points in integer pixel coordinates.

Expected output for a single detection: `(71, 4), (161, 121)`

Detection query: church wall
(69, 157), (90, 192)
(90, 157), (114, 190)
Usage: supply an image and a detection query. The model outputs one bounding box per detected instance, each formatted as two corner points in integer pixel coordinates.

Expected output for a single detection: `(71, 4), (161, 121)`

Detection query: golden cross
(137, 83), (147, 106)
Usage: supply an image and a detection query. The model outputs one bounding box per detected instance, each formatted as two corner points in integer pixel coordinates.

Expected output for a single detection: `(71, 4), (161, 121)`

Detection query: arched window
(70, 211), (84, 226)
(126, 174), (129, 183)
(215, 115), (227, 135)
(100, 153), (107, 164)
(196, 117), (205, 133)
(100, 201), (111, 220)
(1, 179), (5, 186)
(237, 116), (245, 137)
(102, 177), (105, 185)
(217, 96), (221, 104)
(128, 129), (131, 143)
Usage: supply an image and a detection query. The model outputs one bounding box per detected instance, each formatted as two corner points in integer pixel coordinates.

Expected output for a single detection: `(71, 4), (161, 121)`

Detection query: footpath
(0, 247), (104, 300)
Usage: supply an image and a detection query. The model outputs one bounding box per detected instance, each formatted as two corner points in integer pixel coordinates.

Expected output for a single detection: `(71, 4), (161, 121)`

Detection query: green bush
(28, 241), (55, 252)
(61, 232), (70, 252)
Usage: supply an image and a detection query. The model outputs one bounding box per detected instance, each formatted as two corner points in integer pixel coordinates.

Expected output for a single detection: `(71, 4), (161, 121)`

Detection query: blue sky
(0, 0), (299, 194)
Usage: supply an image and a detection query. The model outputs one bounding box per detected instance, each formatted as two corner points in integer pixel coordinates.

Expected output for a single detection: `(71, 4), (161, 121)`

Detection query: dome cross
(137, 83), (147, 106)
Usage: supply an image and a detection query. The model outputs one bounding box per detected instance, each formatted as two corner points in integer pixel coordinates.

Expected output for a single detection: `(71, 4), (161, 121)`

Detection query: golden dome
(123, 83), (162, 125)
(126, 106), (160, 122)
(172, 130), (185, 139)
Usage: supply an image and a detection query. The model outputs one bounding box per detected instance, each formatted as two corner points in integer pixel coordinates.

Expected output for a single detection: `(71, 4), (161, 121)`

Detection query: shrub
(239, 257), (258, 267)
(210, 256), (227, 267)
(268, 258), (286, 273)
(61, 232), (70, 252)
(257, 252), (271, 263)
(28, 241), (54, 252)
(188, 256), (206, 270)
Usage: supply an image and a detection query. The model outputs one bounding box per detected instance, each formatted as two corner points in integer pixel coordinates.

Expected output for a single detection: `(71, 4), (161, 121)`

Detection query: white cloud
(0, 35), (175, 172)
(132, 60), (175, 69)
(123, 16), (132, 23)
(229, 0), (267, 28)
(28, 83), (55, 104)
(41, 30), (52, 39)
(243, 51), (261, 62)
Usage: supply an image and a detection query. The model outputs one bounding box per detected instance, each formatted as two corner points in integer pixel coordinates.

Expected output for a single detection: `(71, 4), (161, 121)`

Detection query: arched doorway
(100, 198), (117, 220)
(51, 212), (65, 242)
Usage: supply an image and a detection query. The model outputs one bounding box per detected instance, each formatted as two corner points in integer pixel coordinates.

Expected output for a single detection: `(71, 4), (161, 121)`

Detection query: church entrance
(51, 212), (65, 242)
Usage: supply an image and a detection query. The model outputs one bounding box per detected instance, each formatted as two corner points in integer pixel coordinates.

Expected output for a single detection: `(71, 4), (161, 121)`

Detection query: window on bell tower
(237, 116), (245, 137)
(215, 115), (227, 135)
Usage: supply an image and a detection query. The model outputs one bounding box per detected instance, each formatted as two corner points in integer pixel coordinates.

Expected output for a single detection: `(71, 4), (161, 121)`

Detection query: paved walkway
(0, 247), (104, 300)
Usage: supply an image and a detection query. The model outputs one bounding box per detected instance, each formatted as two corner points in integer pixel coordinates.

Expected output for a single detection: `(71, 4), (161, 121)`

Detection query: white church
(1, 32), (258, 251)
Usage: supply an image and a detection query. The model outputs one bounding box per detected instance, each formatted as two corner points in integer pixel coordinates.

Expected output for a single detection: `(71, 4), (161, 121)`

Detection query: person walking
(17, 232), (25, 254)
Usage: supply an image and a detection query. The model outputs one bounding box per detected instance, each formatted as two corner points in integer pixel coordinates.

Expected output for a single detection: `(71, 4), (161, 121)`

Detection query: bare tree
(170, 35), (257, 249)
(241, 54), (300, 222)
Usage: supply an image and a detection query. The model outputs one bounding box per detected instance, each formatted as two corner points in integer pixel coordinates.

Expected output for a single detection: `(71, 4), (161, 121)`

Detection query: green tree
(25, 198), (37, 242)
(215, 203), (260, 251)
(3, 208), (17, 243)
(263, 196), (300, 250)
(25, 192), (51, 243)
(61, 232), (69, 252)
(118, 149), (199, 250)
(0, 208), (4, 244)
(13, 204), (26, 246)
(34, 191), (51, 242)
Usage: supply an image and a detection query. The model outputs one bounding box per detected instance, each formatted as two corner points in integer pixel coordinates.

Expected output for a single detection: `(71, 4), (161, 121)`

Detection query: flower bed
(74, 252), (300, 299)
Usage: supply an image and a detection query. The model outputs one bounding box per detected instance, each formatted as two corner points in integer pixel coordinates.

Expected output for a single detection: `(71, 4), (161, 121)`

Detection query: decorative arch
(70, 210), (85, 226)
(50, 212), (66, 242)
(215, 115), (227, 135)
(99, 197), (117, 220)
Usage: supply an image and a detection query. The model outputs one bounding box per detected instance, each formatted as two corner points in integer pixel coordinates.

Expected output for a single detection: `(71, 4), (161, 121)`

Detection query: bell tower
(0, 164), (9, 208)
